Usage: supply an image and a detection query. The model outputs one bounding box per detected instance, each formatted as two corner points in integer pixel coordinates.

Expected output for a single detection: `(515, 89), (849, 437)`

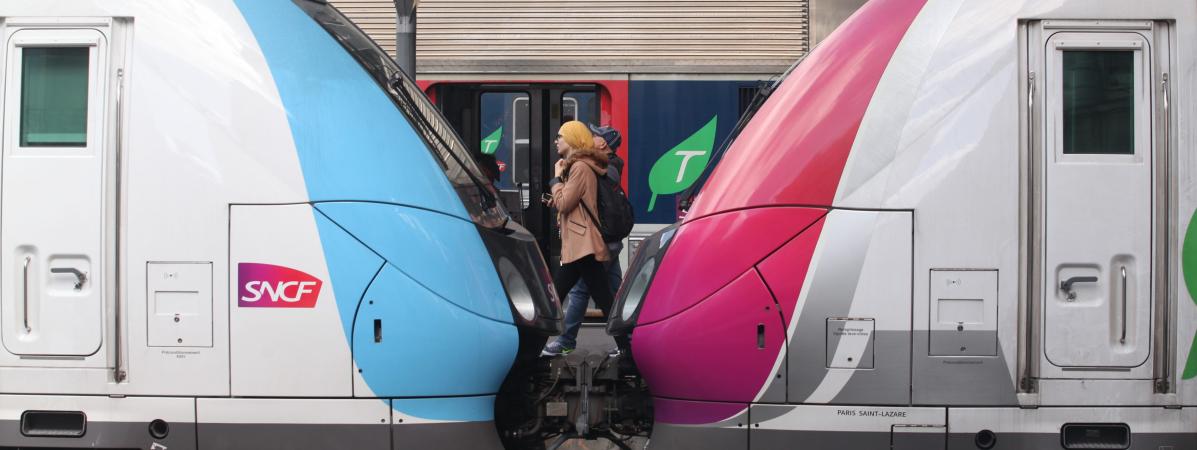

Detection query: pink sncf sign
(237, 263), (323, 308)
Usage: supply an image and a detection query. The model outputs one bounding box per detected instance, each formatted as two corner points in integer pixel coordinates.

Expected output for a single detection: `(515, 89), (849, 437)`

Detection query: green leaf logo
(1181, 208), (1197, 379)
(481, 126), (503, 155)
(646, 116), (717, 212)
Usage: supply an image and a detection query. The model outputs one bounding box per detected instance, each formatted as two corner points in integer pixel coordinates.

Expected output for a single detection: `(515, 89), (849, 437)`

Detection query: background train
(608, 0), (1197, 448)
(0, 1), (559, 449)
(335, 0), (867, 269)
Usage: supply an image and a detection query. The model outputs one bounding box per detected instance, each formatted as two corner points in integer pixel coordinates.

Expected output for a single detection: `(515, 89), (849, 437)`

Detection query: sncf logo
(238, 263), (322, 308)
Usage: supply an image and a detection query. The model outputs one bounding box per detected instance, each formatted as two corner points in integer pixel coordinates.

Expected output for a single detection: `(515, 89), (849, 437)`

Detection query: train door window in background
(480, 92), (530, 220)
(435, 84), (600, 267)
(562, 92), (598, 125)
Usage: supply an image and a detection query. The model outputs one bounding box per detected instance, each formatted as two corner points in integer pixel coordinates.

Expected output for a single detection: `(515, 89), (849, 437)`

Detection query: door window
(1063, 51), (1134, 155)
(479, 92), (529, 190)
(563, 91), (598, 125)
(20, 47), (89, 147)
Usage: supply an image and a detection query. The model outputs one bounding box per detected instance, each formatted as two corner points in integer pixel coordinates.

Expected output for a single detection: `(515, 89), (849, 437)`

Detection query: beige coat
(550, 159), (610, 264)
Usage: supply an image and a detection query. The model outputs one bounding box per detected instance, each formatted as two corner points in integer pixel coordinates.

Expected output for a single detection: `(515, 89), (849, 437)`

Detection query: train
(9, 0), (1196, 449)
(0, 1), (560, 449)
(609, 0), (1197, 448)
(375, 0), (838, 266)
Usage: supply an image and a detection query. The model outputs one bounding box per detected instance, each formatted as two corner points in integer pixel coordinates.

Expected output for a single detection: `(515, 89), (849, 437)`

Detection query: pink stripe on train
(634, 0), (928, 425)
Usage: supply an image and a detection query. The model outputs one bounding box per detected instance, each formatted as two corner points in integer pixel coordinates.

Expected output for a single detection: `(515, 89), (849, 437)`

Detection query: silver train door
(1029, 21), (1170, 382)
(0, 25), (111, 358)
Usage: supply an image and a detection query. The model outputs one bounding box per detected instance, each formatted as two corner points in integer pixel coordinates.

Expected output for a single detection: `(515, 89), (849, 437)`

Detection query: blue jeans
(555, 242), (623, 349)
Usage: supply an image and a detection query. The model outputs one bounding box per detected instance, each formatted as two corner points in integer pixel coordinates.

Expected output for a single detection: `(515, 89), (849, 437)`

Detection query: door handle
(50, 267), (87, 290)
(1119, 267), (1127, 344)
(23, 257), (31, 333)
(517, 182), (531, 210)
(1060, 276), (1097, 301)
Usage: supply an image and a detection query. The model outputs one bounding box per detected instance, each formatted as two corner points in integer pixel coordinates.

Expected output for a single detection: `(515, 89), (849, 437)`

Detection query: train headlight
(608, 224), (677, 336)
(478, 221), (563, 335)
(497, 257), (536, 322)
(619, 257), (655, 321)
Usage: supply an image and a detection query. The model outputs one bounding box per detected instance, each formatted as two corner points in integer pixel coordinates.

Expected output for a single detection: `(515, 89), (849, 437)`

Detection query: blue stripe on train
(233, 0), (516, 421)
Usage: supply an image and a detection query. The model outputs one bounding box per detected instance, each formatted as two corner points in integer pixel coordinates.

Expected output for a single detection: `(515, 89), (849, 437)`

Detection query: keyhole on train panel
(374, 319), (382, 343)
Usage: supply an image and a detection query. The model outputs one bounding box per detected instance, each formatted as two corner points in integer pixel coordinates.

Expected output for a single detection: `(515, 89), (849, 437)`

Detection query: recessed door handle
(50, 267), (87, 290)
(1060, 276), (1097, 301)
(1119, 267), (1127, 344)
(23, 257), (31, 333)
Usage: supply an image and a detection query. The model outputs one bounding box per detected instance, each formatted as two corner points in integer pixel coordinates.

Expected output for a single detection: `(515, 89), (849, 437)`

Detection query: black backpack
(581, 171), (635, 243)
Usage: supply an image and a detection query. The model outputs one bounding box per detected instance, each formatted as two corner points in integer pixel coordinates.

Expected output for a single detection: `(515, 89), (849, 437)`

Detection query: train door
(435, 84), (600, 267)
(0, 27), (113, 359)
(1030, 22), (1169, 378)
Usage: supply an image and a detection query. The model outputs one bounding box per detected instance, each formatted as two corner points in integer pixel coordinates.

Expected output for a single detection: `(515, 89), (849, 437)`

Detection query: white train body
(610, 0), (1197, 448)
(0, 1), (562, 449)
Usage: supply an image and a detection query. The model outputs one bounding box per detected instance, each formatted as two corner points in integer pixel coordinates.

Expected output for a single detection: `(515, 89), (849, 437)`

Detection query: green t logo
(646, 116), (718, 212)
(481, 126), (503, 155)
(1181, 209), (1197, 379)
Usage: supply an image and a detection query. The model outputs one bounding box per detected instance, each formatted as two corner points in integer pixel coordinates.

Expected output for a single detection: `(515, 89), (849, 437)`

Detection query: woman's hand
(554, 159), (567, 178)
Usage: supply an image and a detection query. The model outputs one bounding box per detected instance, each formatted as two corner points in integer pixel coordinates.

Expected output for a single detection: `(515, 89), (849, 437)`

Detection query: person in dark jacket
(542, 124), (627, 357)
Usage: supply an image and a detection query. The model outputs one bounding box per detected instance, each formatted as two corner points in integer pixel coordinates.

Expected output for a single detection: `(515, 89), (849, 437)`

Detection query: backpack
(580, 170), (635, 243)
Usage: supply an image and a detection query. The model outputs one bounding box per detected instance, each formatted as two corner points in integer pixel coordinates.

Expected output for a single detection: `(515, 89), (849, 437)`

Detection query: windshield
(292, 0), (506, 229)
(679, 51), (811, 211)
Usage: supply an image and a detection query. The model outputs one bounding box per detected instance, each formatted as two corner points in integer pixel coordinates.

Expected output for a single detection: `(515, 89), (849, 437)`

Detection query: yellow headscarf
(559, 120), (594, 152)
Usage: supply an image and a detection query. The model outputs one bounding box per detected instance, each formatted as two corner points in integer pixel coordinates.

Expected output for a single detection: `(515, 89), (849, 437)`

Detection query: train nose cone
(628, 207), (826, 424)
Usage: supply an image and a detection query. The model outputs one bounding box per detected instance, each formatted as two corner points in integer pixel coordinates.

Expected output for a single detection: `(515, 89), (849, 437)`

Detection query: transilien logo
(646, 117), (717, 212)
(481, 127), (503, 155)
(1181, 210), (1197, 379)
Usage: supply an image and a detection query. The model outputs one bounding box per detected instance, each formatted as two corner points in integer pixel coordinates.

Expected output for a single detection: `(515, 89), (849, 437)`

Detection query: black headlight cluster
(607, 223), (679, 336)
(477, 221), (563, 335)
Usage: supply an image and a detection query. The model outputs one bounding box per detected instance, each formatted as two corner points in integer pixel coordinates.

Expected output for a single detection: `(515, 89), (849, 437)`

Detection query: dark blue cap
(588, 123), (622, 150)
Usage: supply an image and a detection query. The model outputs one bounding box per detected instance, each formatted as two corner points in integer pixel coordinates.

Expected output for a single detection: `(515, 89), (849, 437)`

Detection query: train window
(19, 47), (89, 147)
(480, 92), (530, 189)
(512, 96), (530, 184)
(563, 98), (578, 123)
(738, 86), (762, 117)
(563, 92), (598, 125)
(1062, 51), (1134, 155)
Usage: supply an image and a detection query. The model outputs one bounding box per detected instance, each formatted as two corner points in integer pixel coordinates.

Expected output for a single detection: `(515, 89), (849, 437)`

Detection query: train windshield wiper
(292, 0), (505, 227)
(386, 72), (501, 213)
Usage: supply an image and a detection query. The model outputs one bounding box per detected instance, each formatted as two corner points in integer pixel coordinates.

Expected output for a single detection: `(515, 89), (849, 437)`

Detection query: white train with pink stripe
(609, 0), (1197, 448)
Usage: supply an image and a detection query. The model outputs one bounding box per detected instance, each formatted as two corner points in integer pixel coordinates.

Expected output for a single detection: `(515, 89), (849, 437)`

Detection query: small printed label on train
(836, 409), (907, 418)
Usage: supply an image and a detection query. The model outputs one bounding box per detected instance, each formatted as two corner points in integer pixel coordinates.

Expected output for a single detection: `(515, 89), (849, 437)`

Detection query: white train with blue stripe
(0, 1), (561, 448)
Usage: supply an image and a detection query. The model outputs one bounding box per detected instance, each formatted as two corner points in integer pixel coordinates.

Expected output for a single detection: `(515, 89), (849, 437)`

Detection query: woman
(541, 121), (630, 356)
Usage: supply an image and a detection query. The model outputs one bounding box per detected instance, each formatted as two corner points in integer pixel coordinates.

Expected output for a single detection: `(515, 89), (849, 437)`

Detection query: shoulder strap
(580, 200), (603, 230)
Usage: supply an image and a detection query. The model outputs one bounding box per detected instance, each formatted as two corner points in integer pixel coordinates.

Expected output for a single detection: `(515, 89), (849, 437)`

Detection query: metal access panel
(229, 205), (361, 397)
(892, 424), (946, 450)
(786, 210), (912, 405)
(929, 270), (997, 356)
(750, 404), (945, 450)
(147, 263), (212, 347)
(826, 318), (875, 369)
